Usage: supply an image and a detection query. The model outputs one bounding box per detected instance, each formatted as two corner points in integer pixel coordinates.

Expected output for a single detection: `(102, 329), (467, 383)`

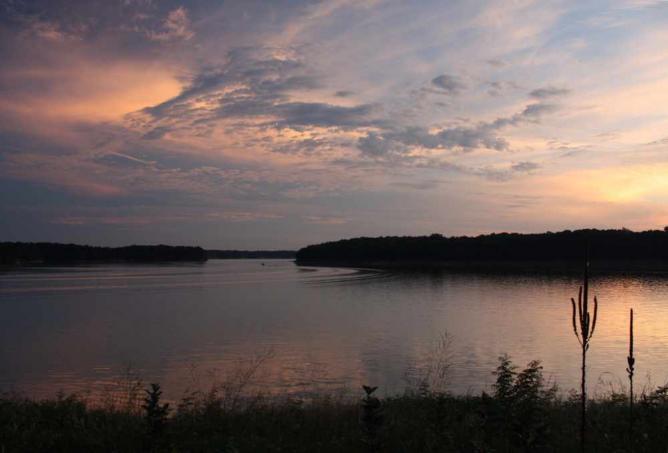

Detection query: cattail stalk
(626, 308), (635, 448)
(570, 249), (598, 453)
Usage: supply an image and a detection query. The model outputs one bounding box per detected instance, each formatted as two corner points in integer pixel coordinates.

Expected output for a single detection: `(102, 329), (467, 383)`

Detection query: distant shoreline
(207, 250), (295, 259)
(295, 258), (668, 275)
(0, 242), (207, 265)
(0, 242), (301, 266)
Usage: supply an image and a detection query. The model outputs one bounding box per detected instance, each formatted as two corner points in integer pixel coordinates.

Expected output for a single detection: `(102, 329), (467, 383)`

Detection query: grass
(4, 356), (668, 452)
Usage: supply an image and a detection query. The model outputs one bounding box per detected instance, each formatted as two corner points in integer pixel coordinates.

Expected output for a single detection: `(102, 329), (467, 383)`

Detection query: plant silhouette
(142, 383), (170, 451)
(627, 308), (635, 447)
(570, 250), (598, 452)
(360, 385), (382, 452)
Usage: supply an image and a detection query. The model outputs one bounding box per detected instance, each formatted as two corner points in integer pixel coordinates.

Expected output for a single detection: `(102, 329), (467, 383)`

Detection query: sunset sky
(2, 0), (668, 249)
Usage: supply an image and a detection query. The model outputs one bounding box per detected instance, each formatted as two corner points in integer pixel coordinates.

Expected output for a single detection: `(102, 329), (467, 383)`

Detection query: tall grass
(7, 355), (668, 452)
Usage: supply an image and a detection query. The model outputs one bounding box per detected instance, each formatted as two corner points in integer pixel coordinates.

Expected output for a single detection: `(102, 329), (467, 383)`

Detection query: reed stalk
(626, 308), (635, 449)
(570, 251), (598, 453)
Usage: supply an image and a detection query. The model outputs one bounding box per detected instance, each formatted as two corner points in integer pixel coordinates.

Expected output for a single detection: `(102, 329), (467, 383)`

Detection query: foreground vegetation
(4, 356), (668, 452)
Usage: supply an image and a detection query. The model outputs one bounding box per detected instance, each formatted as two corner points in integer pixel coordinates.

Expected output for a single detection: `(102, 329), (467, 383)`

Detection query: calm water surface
(2, 259), (668, 400)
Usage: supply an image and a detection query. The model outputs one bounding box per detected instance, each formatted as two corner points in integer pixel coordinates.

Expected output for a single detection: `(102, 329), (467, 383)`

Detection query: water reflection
(2, 260), (668, 401)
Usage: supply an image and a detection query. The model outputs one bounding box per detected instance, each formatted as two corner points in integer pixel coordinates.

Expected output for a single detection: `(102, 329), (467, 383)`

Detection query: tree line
(295, 228), (668, 265)
(0, 242), (207, 264)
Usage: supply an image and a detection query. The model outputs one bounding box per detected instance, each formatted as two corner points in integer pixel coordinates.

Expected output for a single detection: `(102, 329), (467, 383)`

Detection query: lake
(1, 259), (668, 401)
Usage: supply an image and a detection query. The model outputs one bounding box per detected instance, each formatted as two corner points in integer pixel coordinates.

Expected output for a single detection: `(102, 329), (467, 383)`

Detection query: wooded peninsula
(295, 228), (668, 271)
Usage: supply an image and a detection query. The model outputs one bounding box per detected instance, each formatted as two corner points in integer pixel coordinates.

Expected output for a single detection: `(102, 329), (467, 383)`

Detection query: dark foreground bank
(3, 357), (668, 452)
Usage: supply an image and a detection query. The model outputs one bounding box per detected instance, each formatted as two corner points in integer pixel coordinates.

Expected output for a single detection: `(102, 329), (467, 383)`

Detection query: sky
(2, 0), (668, 249)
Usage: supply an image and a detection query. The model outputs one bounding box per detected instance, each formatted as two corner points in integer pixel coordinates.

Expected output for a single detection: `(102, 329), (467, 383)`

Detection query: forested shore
(0, 242), (207, 264)
(296, 229), (668, 271)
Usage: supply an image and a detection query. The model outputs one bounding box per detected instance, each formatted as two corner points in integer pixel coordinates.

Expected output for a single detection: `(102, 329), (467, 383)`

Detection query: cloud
(272, 102), (378, 128)
(357, 102), (558, 157)
(431, 74), (466, 95)
(208, 211), (283, 222)
(52, 215), (154, 226)
(147, 7), (194, 42)
(517, 102), (558, 119)
(357, 123), (509, 157)
(142, 126), (171, 140)
(472, 161), (541, 181)
(26, 19), (79, 41)
(529, 86), (571, 99)
(6, 0), (668, 247)
(390, 180), (443, 190)
(94, 152), (155, 167)
(304, 215), (347, 225)
(137, 47), (382, 134)
(511, 161), (540, 172)
(487, 80), (519, 97)
(1, 0), (180, 45)
(138, 51), (314, 121)
(486, 59), (506, 67)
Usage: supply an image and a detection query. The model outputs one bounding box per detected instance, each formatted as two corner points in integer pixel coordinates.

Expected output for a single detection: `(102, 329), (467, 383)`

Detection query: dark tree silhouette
(0, 242), (207, 264)
(296, 228), (668, 267)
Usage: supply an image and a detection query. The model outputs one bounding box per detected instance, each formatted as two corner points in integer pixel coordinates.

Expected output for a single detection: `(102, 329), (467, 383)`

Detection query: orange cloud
(0, 62), (182, 122)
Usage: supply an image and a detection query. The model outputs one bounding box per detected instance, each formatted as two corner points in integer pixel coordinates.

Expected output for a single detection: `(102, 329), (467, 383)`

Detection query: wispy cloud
(529, 86), (571, 99)
(147, 7), (194, 42)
